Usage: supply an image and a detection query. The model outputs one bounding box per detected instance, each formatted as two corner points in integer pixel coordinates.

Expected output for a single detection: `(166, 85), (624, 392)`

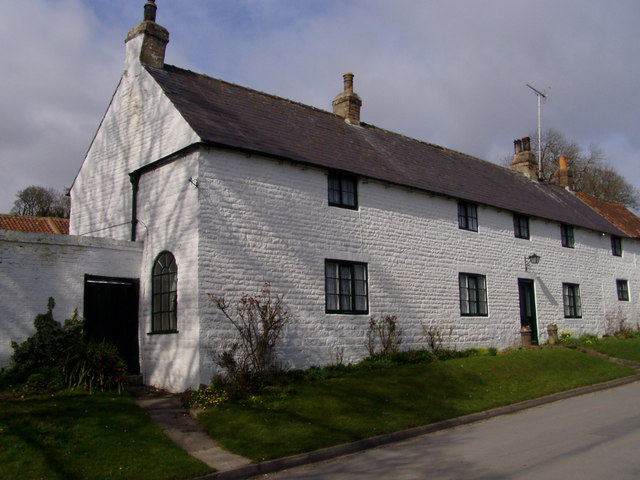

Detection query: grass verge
(0, 391), (212, 480)
(197, 348), (636, 461)
(576, 337), (640, 362)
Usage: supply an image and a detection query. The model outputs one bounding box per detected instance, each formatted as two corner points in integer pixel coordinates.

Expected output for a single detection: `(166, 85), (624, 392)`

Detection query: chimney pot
(553, 156), (574, 190)
(559, 155), (568, 170)
(343, 72), (354, 93)
(522, 136), (531, 152)
(144, 0), (157, 22)
(514, 139), (522, 154)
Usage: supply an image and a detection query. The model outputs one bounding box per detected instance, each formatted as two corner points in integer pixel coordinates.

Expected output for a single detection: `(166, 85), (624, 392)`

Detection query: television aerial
(526, 84), (550, 179)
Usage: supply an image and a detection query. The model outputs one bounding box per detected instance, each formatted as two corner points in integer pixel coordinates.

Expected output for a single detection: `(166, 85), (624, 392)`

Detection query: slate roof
(575, 193), (640, 238)
(146, 64), (626, 237)
(0, 214), (69, 234)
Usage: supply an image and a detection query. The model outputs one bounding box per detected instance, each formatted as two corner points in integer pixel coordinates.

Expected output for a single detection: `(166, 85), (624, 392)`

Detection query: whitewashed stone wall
(0, 231), (142, 369)
(69, 36), (199, 240)
(195, 148), (639, 385)
(133, 152), (201, 392)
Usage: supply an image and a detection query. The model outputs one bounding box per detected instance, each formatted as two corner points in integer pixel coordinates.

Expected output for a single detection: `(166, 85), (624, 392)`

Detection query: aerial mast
(526, 84), (547, 179)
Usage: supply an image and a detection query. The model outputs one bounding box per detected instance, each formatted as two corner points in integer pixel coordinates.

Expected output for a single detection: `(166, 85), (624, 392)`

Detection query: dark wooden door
(518, 279), (538, 345)
(84, 275), (140, 374)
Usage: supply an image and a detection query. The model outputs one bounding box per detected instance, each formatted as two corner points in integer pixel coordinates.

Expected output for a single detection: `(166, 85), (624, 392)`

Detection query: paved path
(127, 386), (251, 472)
(262, 380), (640, 480)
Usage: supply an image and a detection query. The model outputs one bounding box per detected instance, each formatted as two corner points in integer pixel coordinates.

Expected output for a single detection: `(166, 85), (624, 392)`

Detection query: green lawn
(1, 343), (637, 477)
(580, 337), (640, 362)
(197, 348), (636, 461)
(0, 391), (212, 480)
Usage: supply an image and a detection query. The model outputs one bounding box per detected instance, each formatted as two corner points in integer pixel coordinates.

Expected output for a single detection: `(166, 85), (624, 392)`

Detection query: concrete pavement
(127, 385), (251, 472)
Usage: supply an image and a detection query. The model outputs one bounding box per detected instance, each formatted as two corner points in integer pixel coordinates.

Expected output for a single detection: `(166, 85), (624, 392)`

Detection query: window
(561, 224), (574, 248)
(617, 280), (629, 301)
(459, 273), (488, 316)
(325, 260), (368, 314)
(513, 214), (530, 239)
(151, 251), (177, 332)
(328, 174), (357, 209)
(562, 283), (582, 318)
(458, 202), (478, 231)
(611, 236), (622, 257)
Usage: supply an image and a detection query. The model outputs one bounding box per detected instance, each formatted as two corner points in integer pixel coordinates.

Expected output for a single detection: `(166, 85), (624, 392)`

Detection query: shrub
(604, 308), (639, 338)
(210, 282), (292, 396)
(9, 298), (83, 381)
(365, 315), (402, 357)
(421, 324), (454, 355)
(8, 298), (127, 393)
(23, 366), (66, 392)
(63, 341), (127, 393)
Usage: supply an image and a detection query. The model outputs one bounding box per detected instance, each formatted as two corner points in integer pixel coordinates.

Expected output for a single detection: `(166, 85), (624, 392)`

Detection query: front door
(518, 279), (538, 345)
(84, 275), (140, 374)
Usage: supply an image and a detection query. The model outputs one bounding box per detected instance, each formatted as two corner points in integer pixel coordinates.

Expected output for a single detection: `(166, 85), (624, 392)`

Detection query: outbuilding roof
(576, 192), (640, 238)
(0, 214), (69, 234)
(146, 64), (626, 237)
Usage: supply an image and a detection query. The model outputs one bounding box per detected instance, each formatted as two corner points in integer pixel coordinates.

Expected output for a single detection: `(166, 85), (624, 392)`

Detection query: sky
(1, 0), (639, 214)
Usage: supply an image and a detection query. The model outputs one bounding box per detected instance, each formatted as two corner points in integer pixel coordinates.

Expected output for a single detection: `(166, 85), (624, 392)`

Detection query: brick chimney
(510, 136), (538, 180)
(125, 0), (169, 69)
(332, 73), (362, 125)
(553, 155), (574, 190)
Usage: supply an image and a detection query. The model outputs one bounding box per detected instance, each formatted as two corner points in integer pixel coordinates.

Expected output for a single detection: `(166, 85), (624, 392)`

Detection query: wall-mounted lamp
(524, 253), (541, 272)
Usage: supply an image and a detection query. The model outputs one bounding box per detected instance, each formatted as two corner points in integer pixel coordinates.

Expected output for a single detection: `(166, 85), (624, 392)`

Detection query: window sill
(328, 203), (359, 210)
(326, 311), (369, 315)
(147, 330), (179, 335)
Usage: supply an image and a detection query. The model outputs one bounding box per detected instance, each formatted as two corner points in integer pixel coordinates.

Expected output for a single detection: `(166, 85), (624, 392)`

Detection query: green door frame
(518, 278), (538, 345)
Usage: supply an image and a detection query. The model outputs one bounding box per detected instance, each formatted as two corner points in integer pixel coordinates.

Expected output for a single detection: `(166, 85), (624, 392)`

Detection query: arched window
(151, 251), (177, 332)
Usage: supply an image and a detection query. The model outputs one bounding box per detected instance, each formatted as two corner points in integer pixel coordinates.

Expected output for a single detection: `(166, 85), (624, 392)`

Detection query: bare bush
(210, 282), (291, 392)
(421, 324), (454, 354)
(365, 315), (402, 357)
(604, 308), (636, 338)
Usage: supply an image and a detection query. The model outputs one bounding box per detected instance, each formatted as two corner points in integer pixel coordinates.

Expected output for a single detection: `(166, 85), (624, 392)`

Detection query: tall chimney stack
(553, 155), (574, 190)
(125, 0), (169, 69)
(510, 136), (538, 180)
(332, 72), (362, 125)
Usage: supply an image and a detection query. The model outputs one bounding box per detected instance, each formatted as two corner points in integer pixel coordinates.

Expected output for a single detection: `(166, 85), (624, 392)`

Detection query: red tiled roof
(576, 192), (640, 238)
(0, 214), (69, 234)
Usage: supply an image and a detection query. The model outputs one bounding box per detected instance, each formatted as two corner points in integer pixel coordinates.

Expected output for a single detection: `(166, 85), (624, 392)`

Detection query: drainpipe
(129, 172), (140, 241)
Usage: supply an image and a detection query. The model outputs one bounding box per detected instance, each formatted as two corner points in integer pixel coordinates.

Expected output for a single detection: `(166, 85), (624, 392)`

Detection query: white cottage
(61, 1), (639, 391)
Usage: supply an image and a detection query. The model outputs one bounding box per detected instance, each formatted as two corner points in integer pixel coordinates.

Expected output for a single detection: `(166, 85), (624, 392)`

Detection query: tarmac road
(261, 380), (640, 480)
